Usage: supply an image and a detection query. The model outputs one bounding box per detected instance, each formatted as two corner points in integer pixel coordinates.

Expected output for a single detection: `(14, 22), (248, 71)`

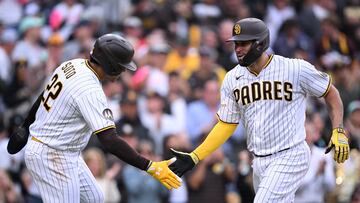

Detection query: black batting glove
(169, 148), (200, 177)
(7, 126), (29, 154)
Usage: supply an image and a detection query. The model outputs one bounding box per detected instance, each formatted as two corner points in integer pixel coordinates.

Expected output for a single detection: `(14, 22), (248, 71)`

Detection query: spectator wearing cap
(115, 90), (151, 142)
(134, 43), (171, 97)
(163, 37), (200, 80)
(188, 46), (225, 101)
(12, 16), (46, 70)
(46, 33), (65, 75)
(139, 91), (181, 155)
(123, 16), (147, 63)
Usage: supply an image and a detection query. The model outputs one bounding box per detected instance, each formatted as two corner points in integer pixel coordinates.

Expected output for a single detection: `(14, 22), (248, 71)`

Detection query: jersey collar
(85, 59), (100, 79)
(246, 54), (274, 77)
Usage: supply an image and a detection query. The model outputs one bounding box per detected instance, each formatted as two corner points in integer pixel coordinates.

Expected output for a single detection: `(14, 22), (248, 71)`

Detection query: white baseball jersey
(29, 59), (115, 152)
(25, 58), (113, 202)
(218, 54), (331, 156)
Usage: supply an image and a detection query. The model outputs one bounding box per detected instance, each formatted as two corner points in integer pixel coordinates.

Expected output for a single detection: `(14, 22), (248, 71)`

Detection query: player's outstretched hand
(7, 126), (29, 154)
(169, 148), (199, 177)
(146, 157), (182, 190)
(325, 127), (350, 163)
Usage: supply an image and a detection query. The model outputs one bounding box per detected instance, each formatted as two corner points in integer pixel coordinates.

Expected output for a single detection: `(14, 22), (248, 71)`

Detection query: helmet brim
(226, 34), (257, 42)
(119, 60), (137, 71)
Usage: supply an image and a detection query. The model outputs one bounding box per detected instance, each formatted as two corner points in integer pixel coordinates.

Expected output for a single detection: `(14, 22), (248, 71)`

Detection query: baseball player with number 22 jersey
(7, 34), (181, 203)
(169, 18), (349, 203)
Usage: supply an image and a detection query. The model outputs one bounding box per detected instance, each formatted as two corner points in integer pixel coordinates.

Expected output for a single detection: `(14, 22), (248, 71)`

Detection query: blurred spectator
(219, 0), (249, 20)
(134, 43), (171, 97)
(122, 16), (147, 62)
(295, 120), (336, 203)
(12, 16), (46, 70)
(186, 148), (236, 203)
(346, 101), (360, 150)
(139, 91), (181, 154)
(50, 0), (84, 40)
(45, 33), (65, 75)
(200, 27), (219, 50)
(193, 0), (221, 25)
(264, 0), (296, 47)
(122, 140), (168, 203)
(3, 60), (32, 120)
(273, 19), (315, 62)
(331, 61), (360, 114)
(336, 150), (360, 203)
(115, 90), (151, 142)
(235, 150), (255, 203)
(162, 134), (189, 203)
(351, 183), (360, 203)
(62, 20), (95, 61)
(0, 0), (22, 26)
(317, 16), (355, 69)
(20, 168), (42, 203)
(167, 72), (188, 132)
(0, 169), (23, 203)
(83, 147), (121, 203)
(216, 19), (238, 71)
(186, 79), (220, 145)
(164, 37), (200, 80)
(188, 46), (225, 101)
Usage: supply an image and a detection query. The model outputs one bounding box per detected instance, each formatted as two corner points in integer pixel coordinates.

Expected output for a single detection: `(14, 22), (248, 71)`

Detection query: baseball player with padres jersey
(169, 18), (349, 202)
(7, 34), (181, 202)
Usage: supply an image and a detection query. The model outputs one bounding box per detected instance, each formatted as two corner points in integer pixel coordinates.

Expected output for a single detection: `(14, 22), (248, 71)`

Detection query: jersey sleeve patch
(102, 108), (114, 121)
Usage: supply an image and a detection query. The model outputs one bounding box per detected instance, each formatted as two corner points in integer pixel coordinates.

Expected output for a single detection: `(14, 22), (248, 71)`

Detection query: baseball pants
(25, 137), (104, 203)
(252, 141), (310, 203)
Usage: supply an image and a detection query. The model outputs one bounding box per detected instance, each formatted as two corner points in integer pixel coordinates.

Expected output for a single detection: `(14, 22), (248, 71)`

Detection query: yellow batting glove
(146, 157), (182, 190)
(325, 127), (350, 163)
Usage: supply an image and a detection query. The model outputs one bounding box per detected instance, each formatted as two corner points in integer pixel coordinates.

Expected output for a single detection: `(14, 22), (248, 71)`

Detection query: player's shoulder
(224, 64), (242, 81)
(274, 54), (314, 69)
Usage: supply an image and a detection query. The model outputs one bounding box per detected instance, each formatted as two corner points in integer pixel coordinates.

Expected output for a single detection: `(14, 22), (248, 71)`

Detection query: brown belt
(253, 147), (290, 157)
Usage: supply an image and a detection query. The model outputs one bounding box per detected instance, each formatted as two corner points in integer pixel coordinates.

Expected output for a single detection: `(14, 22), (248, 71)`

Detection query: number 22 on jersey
(41, 74), (63, 111)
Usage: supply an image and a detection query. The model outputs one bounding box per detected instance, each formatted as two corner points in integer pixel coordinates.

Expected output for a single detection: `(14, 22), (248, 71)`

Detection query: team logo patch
(234, 24), (241, 35)
(102, 108), (114, 121)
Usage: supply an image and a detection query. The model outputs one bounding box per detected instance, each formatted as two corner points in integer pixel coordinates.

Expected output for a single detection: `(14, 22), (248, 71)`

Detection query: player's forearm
(193, 120), (237, 160)
(97, 128), (150, 170)
(324, 85), (344, 128)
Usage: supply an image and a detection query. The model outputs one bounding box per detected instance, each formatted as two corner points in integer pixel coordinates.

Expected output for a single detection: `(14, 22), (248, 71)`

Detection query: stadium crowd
(0, 0), (360, 202)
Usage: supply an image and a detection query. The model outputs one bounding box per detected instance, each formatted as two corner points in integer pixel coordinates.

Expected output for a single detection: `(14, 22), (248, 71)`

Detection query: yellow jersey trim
(94, 125), (116, 134)
(85, 59), (100, 79)
(320, 75), (332, 98)
(247, 54), (274, 77)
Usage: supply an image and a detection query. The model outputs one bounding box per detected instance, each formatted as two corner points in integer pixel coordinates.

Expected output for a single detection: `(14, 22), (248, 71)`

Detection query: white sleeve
(299, 61), (331, 97)
(217, 73), (241, 123)
(75, 89), (115, 133)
